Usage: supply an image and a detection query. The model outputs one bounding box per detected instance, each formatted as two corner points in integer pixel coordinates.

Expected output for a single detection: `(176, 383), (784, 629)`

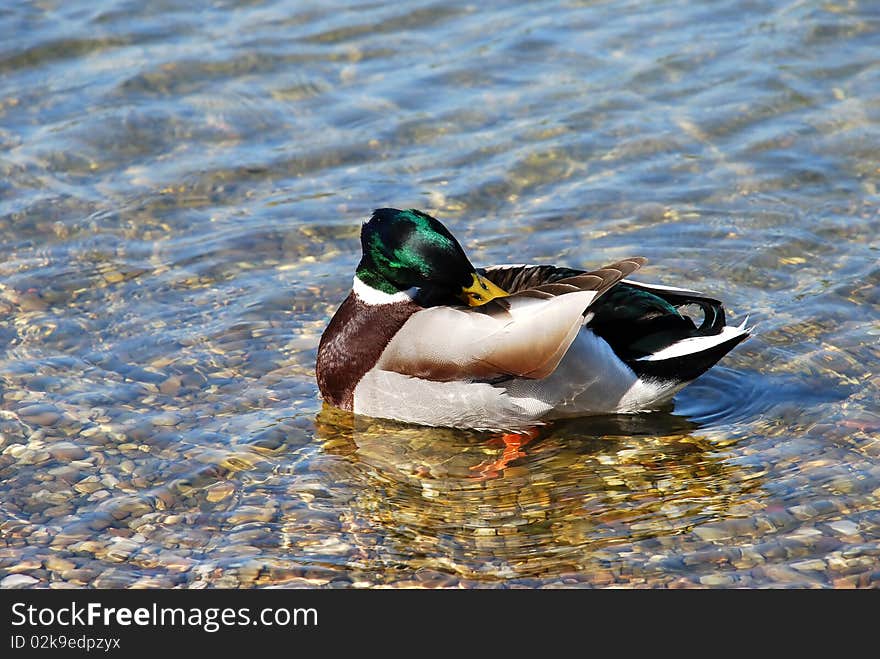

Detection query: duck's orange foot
(470, 427), (541, 479)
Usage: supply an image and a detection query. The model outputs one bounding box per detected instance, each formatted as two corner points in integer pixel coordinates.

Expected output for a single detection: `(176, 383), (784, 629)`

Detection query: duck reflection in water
(311, 405), (755, 582)
(314, 403), (706, 483)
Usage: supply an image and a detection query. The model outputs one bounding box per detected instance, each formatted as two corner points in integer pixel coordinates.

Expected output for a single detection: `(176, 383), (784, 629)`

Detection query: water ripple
(1, 0), (878, 589)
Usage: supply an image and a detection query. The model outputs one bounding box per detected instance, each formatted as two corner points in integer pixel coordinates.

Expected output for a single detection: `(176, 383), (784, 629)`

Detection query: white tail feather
(635, 322), (751, 362)
(620, 279), (705, 296)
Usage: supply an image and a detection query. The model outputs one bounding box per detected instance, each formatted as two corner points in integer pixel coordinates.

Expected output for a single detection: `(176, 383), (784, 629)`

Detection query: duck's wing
(587, 279), (751, 382)
(480, 259), (645, 297)
(376, 258), (646, 381)
(478, 264), (584, 291)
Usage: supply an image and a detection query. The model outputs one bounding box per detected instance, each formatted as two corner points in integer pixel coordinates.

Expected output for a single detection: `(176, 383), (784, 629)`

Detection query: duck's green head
(355, 208), (508, 306)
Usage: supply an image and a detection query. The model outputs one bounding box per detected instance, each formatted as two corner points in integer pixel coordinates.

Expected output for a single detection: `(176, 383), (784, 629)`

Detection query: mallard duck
(316, 208), (750, 431)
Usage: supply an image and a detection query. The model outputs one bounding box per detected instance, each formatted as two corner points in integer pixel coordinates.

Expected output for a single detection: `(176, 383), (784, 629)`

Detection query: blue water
(0, 0), (878, 588)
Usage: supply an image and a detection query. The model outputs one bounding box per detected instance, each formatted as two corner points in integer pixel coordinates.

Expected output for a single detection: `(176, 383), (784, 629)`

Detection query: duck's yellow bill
(460, 273), (509, 307)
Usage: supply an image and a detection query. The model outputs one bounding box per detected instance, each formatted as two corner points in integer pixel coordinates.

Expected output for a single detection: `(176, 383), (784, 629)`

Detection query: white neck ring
(352, 276), (417, 305)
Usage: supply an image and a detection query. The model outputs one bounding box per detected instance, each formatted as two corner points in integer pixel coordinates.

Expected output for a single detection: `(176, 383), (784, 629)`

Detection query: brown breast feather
(316, 293), (419, 410)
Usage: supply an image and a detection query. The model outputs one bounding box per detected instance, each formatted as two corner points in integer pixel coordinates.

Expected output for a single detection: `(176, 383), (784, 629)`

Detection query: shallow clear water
(1, 0), (878, 588)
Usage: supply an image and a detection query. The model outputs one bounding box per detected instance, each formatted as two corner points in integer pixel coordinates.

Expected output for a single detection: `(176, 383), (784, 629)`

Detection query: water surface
(1, 0), (879, 588)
